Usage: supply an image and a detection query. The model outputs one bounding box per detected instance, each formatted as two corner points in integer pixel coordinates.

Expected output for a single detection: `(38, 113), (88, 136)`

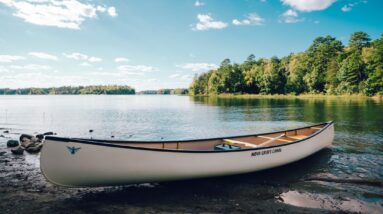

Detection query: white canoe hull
(40, 122), (334, 187)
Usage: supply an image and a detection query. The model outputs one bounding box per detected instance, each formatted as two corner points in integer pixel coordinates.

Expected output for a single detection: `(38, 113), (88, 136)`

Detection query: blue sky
(0, 0), (382, 91)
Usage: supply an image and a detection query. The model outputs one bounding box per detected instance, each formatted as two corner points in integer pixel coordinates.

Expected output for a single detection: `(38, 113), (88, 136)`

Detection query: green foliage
(189, 31), (383, 96)
(0, 85), (135, 95)
(349, 31), (371, 51)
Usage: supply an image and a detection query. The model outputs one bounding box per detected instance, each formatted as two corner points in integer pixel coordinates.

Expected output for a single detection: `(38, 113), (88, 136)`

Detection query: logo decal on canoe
(66, 146), (81, 155)
(251, 148), (282, 157)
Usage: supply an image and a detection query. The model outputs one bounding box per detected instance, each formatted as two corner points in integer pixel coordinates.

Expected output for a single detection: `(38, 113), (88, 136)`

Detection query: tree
(349, 31), (371, 51)
(304, 35), (344, 92)
(188, 32), (382, 96)
(285, 53), (307, 94)
(338, 52), (365, 93)
(362, 34), (383, 95)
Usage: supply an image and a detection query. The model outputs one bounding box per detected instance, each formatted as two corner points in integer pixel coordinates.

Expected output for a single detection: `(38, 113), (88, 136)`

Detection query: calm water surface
(0, 95), (382, 212)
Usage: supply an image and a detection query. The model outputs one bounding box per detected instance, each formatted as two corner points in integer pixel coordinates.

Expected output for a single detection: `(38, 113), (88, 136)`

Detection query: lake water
(0, 95), (382, 212)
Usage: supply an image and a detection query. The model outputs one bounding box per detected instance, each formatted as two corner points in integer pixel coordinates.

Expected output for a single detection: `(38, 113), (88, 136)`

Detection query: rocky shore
(0, 128), (381, 214)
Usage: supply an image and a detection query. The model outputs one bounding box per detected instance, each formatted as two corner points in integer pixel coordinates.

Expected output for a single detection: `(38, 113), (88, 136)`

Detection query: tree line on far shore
(0, 85), (135, 95)
(189, 32), (383, 96)
(137, 88), (188, 95)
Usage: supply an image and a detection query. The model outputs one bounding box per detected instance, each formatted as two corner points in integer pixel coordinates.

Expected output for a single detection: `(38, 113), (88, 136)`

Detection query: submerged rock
(7, 140), (19, 148)
(11, 146), (24, 155)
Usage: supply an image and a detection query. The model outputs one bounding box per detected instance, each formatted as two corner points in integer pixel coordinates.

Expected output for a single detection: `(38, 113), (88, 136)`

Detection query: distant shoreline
(1, 93), (381, 100)
(191, 93), (383, 100)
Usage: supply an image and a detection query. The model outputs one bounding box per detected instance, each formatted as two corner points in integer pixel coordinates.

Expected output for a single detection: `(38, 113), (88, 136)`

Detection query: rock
(19, 134), (33, 142)
(0, 134), (5, 138)
(43, 132), (55, 136)
(25, 142), (43, 153)
(3, 130), (9, 133)
(0, 151), (6, 156)
(11, 146), (24, 155)
(36, 134), (44, 140)
(21, 139), (33, 148)
(89, 129), (94, 133)
(6, 140), (19, 147)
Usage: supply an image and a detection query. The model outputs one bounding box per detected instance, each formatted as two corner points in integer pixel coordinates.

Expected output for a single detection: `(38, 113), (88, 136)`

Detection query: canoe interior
(81, 124), (327, 151)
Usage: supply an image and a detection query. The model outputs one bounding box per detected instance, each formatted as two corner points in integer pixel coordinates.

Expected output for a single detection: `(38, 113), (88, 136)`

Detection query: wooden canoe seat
(287, 135), (307, 140)
(223, 139), (258, 148)
(257, 135), (290, 142)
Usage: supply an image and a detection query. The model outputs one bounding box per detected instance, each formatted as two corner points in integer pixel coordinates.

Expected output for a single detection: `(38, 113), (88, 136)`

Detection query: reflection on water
(279, 190), (383, 214)
(0, 95), (382, 212)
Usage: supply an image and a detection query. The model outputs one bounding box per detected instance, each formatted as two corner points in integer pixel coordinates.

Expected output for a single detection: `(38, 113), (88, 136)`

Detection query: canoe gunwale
(44, 121), (334, 153)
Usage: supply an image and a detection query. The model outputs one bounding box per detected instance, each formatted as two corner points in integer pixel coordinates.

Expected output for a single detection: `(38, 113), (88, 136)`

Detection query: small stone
(36, 134), (44, 140)
(89, 129), (94, 133)
(11, 146), (24, 155)
(43, 132), (54, 136)
(0, 134), (5, 138)
(7, 140), (19, 147)
(3, 130), (9, 133)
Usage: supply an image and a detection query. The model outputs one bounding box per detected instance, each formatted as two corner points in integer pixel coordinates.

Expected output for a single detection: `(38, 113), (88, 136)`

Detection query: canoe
(40, 121), (334, 187)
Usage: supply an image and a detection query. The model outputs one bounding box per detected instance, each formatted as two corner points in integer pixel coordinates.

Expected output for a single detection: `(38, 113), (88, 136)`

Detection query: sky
(0, 0), (382, 91)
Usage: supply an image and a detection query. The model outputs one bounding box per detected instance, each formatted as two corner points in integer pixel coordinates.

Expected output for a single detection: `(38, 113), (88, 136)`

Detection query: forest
(0, 85), (135, 95)
(189, 32), (383, 96)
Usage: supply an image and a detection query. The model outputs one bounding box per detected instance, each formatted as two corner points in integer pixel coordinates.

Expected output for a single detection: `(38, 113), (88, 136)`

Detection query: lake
(0, 95), (382, 213)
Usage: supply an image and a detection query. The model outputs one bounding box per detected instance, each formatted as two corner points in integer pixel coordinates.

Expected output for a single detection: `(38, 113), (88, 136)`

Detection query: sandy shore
(1, 131), (381, 214)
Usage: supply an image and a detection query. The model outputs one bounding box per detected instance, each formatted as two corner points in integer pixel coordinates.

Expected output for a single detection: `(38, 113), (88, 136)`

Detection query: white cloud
(80, 62), (91, 66)
(180, 74), (192, 80)
(0, 0), (118, 29)
(176, 63), (218, 72)
(169, 74), (180, 78)
(117, 64), (159, 75)
(341, 5), (352, 12)
(281, 0), (337, 12)
(96, 5), (106, 13)
(341, 1), (367, 12)
(192, 14), (228, 31)
(63, 52), (102, 63)
(194, 0), (204, 7)
(63, 52), (88, 60)
(281, 9), (304, 23)
(107, 6), (117, 17)
(114, 57), (130, 63)
(232, 13), (265, 26)
(88, 56), (101, 62)
(28, 52), (58, 61)
(10, 64), (51, 70)
(0, 55), (25, 63)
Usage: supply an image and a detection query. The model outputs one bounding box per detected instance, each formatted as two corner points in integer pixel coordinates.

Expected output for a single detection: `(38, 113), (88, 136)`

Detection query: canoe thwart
(257, 134), (286, 147)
